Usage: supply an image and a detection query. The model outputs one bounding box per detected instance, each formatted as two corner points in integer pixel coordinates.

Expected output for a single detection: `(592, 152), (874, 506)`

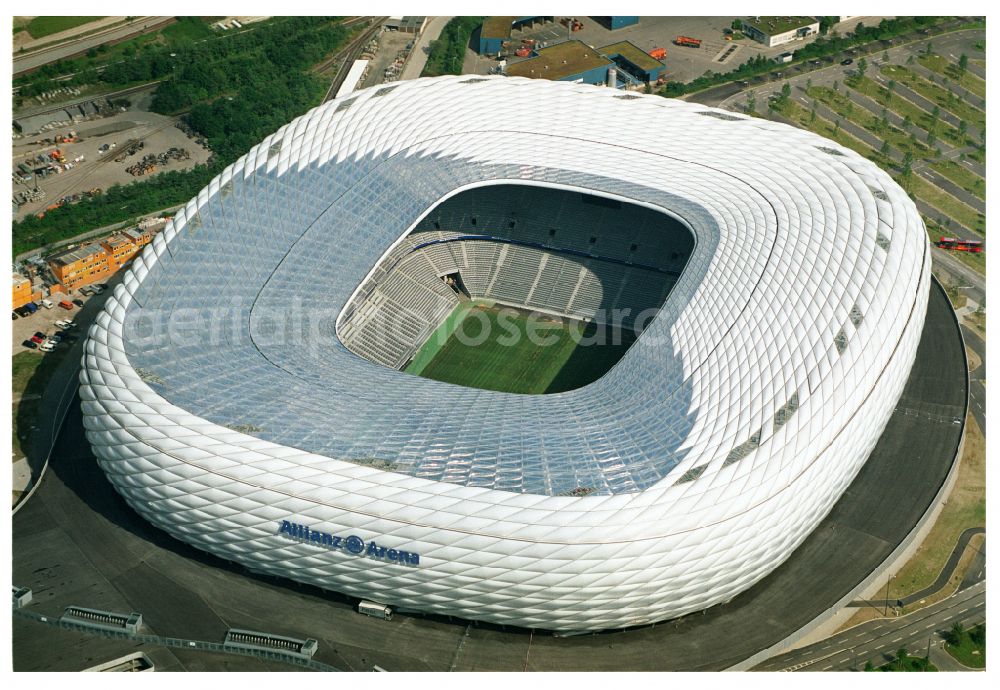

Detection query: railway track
(320, 17), (388, 103)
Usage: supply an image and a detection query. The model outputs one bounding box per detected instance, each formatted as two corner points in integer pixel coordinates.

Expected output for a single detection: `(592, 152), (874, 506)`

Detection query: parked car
(11, 311), (18, 320)
(49, 334), (63, 343)
(39, 342), (55, 352)
(40, 298), (54, 309)
(79, 286), (94, 296)
(33, 331), (46, 340)
(91, 284), (104, 294)
(15, 306), (31, 317)
(64, 321), (77, 329)
(30, 335), (44, 344)
(72, 298), (85, 307)
(22, 340), (38, 349)
(841, 58), (854, 65)
(59, 300), (74, 310)
(55, 319), (70, 329)
(24, 302), (38, 314)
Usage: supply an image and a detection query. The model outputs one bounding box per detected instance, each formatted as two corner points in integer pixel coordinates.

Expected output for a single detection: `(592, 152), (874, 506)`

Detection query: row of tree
(13, 17), (354, 257)
(421, 16), (483, 77)
(660, 16), (955, 97)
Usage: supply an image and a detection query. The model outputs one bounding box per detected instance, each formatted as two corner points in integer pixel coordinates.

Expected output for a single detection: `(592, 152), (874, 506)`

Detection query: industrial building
(47, 224), (157, 290)
(82, 76), (928, 634)
(741, 16), (820, 47)
(505, 39), (665, 86)
(478, 16), (552, 55)
(383, 16), (426, 34)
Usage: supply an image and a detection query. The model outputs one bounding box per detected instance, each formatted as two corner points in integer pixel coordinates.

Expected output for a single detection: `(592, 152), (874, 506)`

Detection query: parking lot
(12, 92), (212, 221)
(463, 17), (896, 85)
(12, 285), (99, 354)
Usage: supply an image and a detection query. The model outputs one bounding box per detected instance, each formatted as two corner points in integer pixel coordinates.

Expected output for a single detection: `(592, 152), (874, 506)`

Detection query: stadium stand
(338, 185), (694, 369)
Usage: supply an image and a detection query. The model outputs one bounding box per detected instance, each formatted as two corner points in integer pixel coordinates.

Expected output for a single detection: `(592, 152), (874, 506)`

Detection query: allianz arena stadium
(80, 76), (930, 633)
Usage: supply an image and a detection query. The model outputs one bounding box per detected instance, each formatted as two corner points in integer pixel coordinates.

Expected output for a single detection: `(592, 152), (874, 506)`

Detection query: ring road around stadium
(80, 75), (929, 634)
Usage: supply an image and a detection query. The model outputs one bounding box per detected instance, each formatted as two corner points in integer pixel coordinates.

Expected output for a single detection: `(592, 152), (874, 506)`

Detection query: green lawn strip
(917, 53), (986, 99)
(773, 99), (891, 168)
(906, 175), (985, 234)
(421, 16), (483, 77)
(806, 86), (930, 159)
(26, 16), (104, 39)
(872, 655), (937, 672)
(12, 351), (65, 459)
(848, 76), (969, 149)
(944, 626), (986, 668)
(881, 64), (985, 130)
(925, 221), (985, 275)
(928, 160), (985, 200)
(404, 300), (484, 376)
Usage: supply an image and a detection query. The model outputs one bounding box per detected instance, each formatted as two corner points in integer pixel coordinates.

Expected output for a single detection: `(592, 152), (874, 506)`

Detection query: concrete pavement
(400, 16), (453, 81)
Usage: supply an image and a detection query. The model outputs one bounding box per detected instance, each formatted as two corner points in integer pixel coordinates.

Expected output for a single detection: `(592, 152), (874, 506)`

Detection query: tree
(731, 18), (743, 31)
(907, 54), (915, 65)
(959, 120), (968, 137)
(958, 53), (969, 73)
(887, 79), (896, 98)
(948, 621), (966, 645)
(806, 77), (812, 90)
(970, 623), (986, 646)
(863, 660), (875, 672)
(927, 131), (936, 146)
(781, 82), (791, 100)
(883, 50), (890, 63)
(746, 91), (756, 114)
(833, 80), (839, 91)
(902, 114), (912, 130)
(902, 150), (914, 178)
(931, 104), (941, 119)
(925, 41), (934, 55)
(819, 16), (838, 35)
(896, 648), (909, 671)
(935, 146), (942, 158)
(857, 56), (868, 78)
(880, 140), (890, 156)
(833, 118), (841, 134)
(810, 104), (817, 122)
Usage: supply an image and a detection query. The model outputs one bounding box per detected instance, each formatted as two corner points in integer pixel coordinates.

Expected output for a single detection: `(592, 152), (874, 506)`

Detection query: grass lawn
(872, 655), (937, 672)
(406, 303), (635, 394)
(889, 414), (985, 604)
(161, 17), (217, 43)
(882, 64), (985, 131)
(917, 53), (986, 99)
(12, 350), (66, 460)
(773, 99), (890, 167)
(928, 160), (985, 200)
(26, 16), (104, 39)
(849, 76), (968, 149)
(944, 624), (986, 668)
(807, 86), (930, 160)
(906, 174), (985, 235)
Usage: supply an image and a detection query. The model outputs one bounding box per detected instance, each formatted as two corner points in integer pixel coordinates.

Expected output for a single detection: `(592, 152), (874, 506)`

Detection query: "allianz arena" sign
(278, 520), (421, 566)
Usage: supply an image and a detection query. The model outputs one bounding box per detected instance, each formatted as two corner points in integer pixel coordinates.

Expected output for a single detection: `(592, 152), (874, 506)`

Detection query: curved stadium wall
(80, 76), (930, 633)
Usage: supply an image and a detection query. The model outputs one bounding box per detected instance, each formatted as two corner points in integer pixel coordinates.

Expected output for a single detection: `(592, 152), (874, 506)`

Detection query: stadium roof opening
(339, 183), (694, 395)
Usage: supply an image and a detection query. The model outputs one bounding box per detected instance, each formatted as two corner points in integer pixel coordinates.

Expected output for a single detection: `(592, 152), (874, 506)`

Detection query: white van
(40, 299), (54, 309)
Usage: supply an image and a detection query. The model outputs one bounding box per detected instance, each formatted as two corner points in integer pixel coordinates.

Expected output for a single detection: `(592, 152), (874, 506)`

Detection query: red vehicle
(59, 300), (74, 310)
(674, 36), (702, 48)
(30, 334), (44, 344)
(936, 236), (984, 253)
(648, 47), (667, 60)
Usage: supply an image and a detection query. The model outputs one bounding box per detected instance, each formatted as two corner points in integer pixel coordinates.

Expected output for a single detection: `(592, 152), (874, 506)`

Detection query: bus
(935, 236), (984, 253)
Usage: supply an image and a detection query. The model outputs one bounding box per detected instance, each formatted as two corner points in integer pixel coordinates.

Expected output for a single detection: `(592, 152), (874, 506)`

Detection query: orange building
(47, 224), (160, 290)
(48, 243), (112, 290)
(13, 273), (32, 309)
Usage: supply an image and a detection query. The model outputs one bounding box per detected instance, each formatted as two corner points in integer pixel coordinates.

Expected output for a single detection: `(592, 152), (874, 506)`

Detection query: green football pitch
(404, 302), (637, 394)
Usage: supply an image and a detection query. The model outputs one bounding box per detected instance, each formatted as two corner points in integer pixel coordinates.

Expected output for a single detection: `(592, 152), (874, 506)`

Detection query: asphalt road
(13, 18), (173, 75)
(12, 280), (967, 671)
(962, 325), (986, 434)
(753, 581), (985, 671)
(848, 527), (985, 608)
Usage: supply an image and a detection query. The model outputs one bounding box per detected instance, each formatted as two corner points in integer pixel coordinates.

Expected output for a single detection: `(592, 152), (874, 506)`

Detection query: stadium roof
(81, 76), (929, 632)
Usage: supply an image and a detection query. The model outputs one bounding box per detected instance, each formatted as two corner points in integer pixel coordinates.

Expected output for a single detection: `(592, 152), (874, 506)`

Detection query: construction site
(11, 88), (211, 221)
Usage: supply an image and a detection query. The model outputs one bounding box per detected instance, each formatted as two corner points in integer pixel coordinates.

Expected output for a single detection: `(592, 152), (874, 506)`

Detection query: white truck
(358, 600), (392, 620)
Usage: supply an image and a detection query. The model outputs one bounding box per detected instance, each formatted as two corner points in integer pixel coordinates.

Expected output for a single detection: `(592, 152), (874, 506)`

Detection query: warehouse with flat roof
(741, 16), (819, 47)
(506, 39), (664, 85)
